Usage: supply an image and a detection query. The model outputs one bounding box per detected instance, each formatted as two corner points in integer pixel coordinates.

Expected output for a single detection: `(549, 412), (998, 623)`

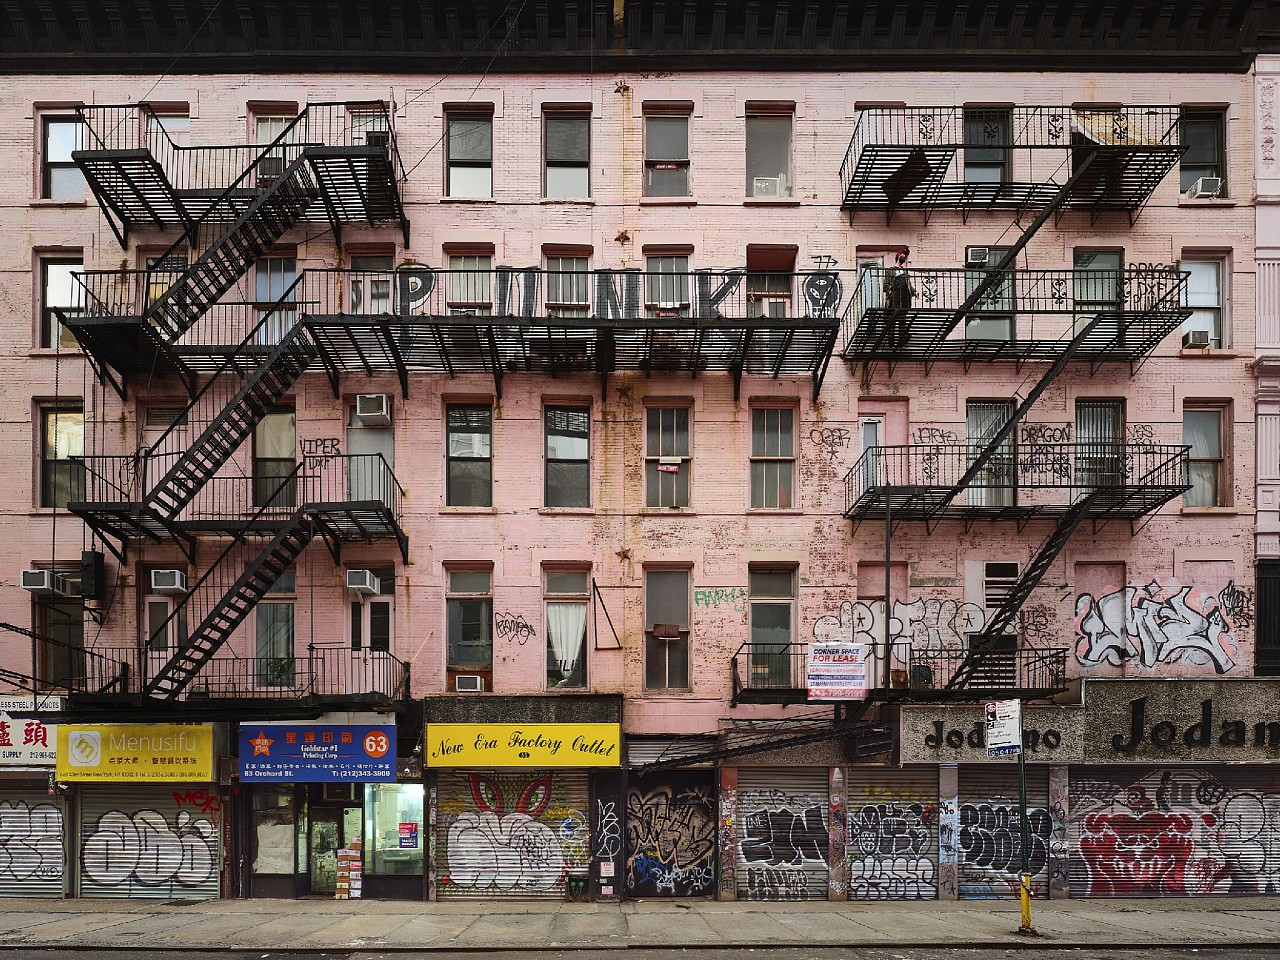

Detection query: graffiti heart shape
(447, 811), (564, 892)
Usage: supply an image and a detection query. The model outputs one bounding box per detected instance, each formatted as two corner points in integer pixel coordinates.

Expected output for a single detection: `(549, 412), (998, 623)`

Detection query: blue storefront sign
(238, 724), (397, 782)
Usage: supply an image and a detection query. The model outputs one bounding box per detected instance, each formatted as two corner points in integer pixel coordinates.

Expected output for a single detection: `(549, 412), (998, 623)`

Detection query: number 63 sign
(238, 724), (398, 782)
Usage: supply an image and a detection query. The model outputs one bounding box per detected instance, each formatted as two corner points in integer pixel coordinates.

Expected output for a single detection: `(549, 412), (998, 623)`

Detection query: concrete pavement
(0, 896), (1278, 952)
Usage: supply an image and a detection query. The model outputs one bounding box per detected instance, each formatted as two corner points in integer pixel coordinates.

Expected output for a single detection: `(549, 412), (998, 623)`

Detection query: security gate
(957, 765), (1050, 899)
(846, 767), (939, 900)
(736, 767), (830, 901)
(0, 792), (65, 898)
(625, 769), (716, 897)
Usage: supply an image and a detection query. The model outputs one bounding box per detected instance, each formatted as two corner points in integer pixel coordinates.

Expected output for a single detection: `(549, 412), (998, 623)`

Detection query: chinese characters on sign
(0, 696), (59, 767)
(56, 724), (214, 781)
(238, 725), (397, 782)
(806, 642), (869, 700)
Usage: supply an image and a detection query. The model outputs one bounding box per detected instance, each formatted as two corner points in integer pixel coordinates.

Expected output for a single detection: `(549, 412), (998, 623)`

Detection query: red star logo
(249, 730), (275, 757)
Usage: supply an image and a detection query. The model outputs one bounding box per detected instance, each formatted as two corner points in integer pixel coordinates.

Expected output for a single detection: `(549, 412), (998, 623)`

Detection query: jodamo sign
(56, 723), (215, 781)
(425, 723), (621, 767)
(900, 704), (1084, 764)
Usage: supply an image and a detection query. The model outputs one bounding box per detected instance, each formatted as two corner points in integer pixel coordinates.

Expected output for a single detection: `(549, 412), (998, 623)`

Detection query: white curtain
(547, 602), (587, 681)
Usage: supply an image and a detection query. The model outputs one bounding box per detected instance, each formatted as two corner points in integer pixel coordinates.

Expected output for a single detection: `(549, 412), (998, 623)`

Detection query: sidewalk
(1, 896), (1279, 951)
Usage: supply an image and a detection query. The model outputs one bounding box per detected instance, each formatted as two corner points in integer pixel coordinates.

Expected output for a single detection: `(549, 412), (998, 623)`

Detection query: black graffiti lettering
(692, 268), (745, 316)
(594, 270), (642, 321)
(958, 802), (1051, 878)
(299, 437), (341, 470)
(912, 426), (958, 444)
(809, 427), (852, 461)
(493, 611), (535, 645)
(847, 802), (934, 857)
(1018, 423), (1072, 444)
(741, 805), (828, 866)
(397, 267), (435, 316)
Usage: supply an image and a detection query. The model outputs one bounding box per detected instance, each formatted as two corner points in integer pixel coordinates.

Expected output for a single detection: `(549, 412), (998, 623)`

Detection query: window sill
(1179, 349), (1237, 359)
(1178, 197), (1236, 208)
(541, 198), (595, 206)
(29, 348), (84, 357)
(743, 198), (801, 207)
(640, 197), (697, 206)
(439, 197), (496, 204)
(30, 198), (88, 208)
(639, 507), (697, 516)
(1180, 506), (1239, 515)
(538, 507), (597, 516)
(439, 505), (498, 514)
(543, 685), (593, 694)
(747, 507), (804, 515)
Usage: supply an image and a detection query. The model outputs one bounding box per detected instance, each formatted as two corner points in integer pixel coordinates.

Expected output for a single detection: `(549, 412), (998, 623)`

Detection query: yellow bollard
(1018, 872), (1037, 935)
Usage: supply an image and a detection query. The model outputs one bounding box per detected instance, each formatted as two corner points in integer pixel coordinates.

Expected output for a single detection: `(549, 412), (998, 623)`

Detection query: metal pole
(1018, 745), (1036, 935)
(883, 491), (891, 693)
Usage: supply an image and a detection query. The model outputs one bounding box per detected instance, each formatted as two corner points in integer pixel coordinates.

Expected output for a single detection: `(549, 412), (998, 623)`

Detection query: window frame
(544, 254), (590, 318)
(446, 253), (494, 315)
(445, 403), (493, 507)
(1183, 404), (1230, 508)
(544, 404), (591, 508)
(544, 567), (590, 689)
(962, 105), (1013, 186)
(644, 253), (692, 317)
(39, 405), (84, 509)
(445, 567), (494, 683)
(1180, 256), (1227, 349)
(745, 110), (794, 199)
(40, 114), (85, 200)
(543, 108), (591, 199)
(445, 110), (494, 199)
(747, 566), (797, 685)
(1180, 108), (1226, 197)
(253, 406), (297, 508)
(39, 255), (85, 350)
(255, 571), (297, 688)
(350, 568), (395, 653)
(33, 586), (84, 689)
(644, 567), (691, 691)
(750, 405), (797, 509)
(643, 109), (691, 198)
(644, 405), (692, 509)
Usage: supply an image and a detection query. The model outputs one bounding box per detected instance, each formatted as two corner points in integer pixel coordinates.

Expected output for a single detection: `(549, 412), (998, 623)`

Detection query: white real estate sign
(985, 699), (1022, 758)
(807, 642), (869, 700)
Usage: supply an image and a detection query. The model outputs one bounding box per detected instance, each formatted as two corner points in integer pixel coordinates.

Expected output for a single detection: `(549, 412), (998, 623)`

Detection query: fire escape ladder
(144, 323), (318, 519)
(944, 489), (1102, 692)
(143, 154), (319, 342)
(144, 502), (316, 700)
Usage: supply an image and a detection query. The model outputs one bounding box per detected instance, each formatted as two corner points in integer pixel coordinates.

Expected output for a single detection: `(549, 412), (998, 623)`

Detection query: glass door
(308, 805), (363, 896)
(967, 400), (1014, 507)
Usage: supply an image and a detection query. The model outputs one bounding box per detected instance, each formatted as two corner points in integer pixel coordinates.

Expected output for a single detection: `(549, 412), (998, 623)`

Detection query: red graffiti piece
(172, 789), (220, 814)
(468, 774), (504, 815)
(1080, 811), (1194, 895)
(517, 774), (554, 818)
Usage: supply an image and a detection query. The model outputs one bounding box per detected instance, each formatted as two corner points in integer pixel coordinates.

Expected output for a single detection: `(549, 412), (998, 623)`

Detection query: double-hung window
(1181, 109), (1226, 197)
(644, 112), (690, 197)
(350, 254), (393, 315)
(748, 568), (796, 686)
(446, 112), (493, 198)
(545, 406), (590, 508)
(645, 407), (691, 508)
(40, 407), (84, 508)
(40, 256), (84, 349)
(446, 404), (492, 507)
(447, 569), (493, 684)
(1181, 259), (1226, 349)
(545, 569), (589, 688)
(545, 255), (589, 318)
(645, 255), (690, 318)
(42, 116), (85, 200)
(255, 255), (297, 344)
(746, 112), (793, 198)
(544, 111), (590, 198)
(644, 569), (690, 690)
(750, 408), (795, 509)
(256, 572), (296, 687)
(1184, 406), (1228, 507)
(447, 254), (493, 316)
(963, 106), (1011, 186)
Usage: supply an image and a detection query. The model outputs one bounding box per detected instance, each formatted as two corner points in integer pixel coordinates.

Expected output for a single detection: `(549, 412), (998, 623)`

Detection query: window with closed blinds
(967, 400), (1014, 507)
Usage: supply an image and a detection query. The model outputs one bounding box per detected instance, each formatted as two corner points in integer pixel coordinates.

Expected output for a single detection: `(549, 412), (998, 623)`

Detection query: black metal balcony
(841, 266), (1189, 371)
(301, 267), (843, 400)
(730, 641), (1069, 706)
(73, 101), (407, 246)
(840, 105), (1184, 220)
(843, 442), (1190, 524)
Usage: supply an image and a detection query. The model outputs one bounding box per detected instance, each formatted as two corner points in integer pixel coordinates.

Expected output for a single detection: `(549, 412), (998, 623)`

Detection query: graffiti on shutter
(957, 765), (1052, 899)
(736, 768), (830, 901)
(0, 796), (64, 897)
(1070, 766), (1280, 897)
(846, 769), (939, 901)
(625, 770), (716, 896)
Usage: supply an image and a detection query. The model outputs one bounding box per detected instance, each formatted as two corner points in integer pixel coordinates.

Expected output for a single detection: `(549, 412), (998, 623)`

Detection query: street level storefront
(0, 697), (61, 898)
(624, 737), (717, 898)
(424, 695), (622, 902)
(237, 720), (423, 899)
(56, 723), (223, 900)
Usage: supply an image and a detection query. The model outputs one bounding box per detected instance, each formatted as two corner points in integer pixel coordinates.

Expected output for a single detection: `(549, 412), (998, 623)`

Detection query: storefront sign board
(0, 696), (59, 766)
(238, 724), (396, 782)
(56, 723), (214, 781)
(425, 722), (621, 767)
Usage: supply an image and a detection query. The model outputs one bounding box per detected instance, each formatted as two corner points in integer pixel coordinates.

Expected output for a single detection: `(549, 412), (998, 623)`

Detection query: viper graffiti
(625, 774), (716, 897)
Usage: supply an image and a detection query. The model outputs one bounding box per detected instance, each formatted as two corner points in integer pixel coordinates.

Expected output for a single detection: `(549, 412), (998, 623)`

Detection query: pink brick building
(0, 0), (1276, 906)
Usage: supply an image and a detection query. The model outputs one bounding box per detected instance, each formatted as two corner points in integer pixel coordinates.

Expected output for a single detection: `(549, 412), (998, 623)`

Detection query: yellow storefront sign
(56, 724), (214, 781)
(425, 723), (621, 768)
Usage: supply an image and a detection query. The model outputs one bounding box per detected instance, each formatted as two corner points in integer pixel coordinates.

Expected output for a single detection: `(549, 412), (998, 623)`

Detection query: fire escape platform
(62, 314), (195, 393)
(73, 149), (187, 228)
(303, 145), (406, 225)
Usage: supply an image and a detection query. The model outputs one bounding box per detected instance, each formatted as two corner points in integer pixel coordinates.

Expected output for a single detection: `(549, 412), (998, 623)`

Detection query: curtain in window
(546, 602), (587, 684)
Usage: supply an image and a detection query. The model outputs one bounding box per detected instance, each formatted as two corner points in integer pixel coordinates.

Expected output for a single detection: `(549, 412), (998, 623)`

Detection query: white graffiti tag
(814, 599), (986, 664)
(1075, 579), (1239, 674)
(0, 801), (63, 882)
(82, 810), (216, 890)
(447, 811), (564, 891)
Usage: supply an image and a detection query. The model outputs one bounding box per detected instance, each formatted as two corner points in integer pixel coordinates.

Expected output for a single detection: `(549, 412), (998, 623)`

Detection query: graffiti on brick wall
(846, 799), (937, 900)
(1072, 769), (1280, 896)
(958, 800), (1053, 899)
(813, 598), (986, 660)
(738, 786), (828, 901)
(1074, 578), (1244, 675)
(441, 773), (588, 894)
(719, 784), (737, 900)
(0, 801), (63, 885)
(81, 809), (217, 894)
(625, 773), (716, 897)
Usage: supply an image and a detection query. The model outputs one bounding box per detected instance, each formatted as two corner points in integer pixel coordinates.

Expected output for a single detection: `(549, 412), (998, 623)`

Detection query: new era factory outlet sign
(425, 723), (621, 767)
(901, 679), (1280, 765)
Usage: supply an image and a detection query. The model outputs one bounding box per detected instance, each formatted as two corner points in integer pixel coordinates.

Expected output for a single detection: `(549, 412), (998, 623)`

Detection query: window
(446, 404), (492, 507)
(351, 569), (394, 653)
(964, 246), (1013, 341)
(967, 400), (1014, 508)
(1182, 259), (1225, 348)
(860, 415), (884, 488)
(146, 591), (188, 653)
(544, 111), (590, 199)
(748, 568), (796, 686)
(750, 407), (795, 509)
(1257, 560), (1280, 676)
(255, 255), (297, 343)
(746, 113), (792, 198)
(1184, 407), (1227, 507)
(1076, 399), (1124, 490)
(146, 110), (190, 147)
(967, 562), (1019, 688)
(747, 271), (791, 318)
(347, 400), (394, 502)
(42, 116), (85, 200)
(254, 114), (294, 183)
(447, 569), (493, 684)
(545, 569), (589, 688)
(1073, 249), (1122, 337)
(545, 406), (590, 508)
(644, 113), (689, 197)
(40, 256), (84, 349)
(255, 572), (295, 686)
(40, 407), (84, 508)
(644, 569), (689, 690)
(350, 254), (393, 315)
(645, 254), (691, 318)
(144, 254), (187, 312)
(1181, 109), (1225, 196)
(364, 783), (424, 876)
(645, 407), (691, 508)
(963, 107), (1011, 185)
(254, 407), (296, 507)
(447, 254), (493, 315)
(446, 112), (493, 198)
(545, 255), (590, 318)
(34, 591), (84, 688)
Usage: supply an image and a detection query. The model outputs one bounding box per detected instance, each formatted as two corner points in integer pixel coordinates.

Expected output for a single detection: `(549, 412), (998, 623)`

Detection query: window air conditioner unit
(355, 393), (392, 426)
(455, 674), (485, 693)
(346, 568), (379, 595)
(150, 569), (187, 594)
(966, 248), (990, 266)
(752, 176), (783, 198)
(21, 570), (73, 596)
(1182, 329), (1212, 348)
(1185, 176), (1223, 199)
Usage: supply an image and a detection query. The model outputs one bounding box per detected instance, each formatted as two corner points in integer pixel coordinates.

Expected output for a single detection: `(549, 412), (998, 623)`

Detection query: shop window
(645, 406), (691, 508)
(750, 407), (795, 509)
(252, 789), (297, 875)
(351, 568), (395, 652)
(544, 110), (590, 198)
(546, 568), (589, 688)
(1181, 258), (1226, 349)
(446, 404), (492, 507)
(364, 783), (424, 876)
(644, 568), (690, 690)
(1184, 405), (1229, 507)
(746, 111), (792, 198)
(33, 589), (83, 689)
(1180, 109), (1226, 196)
(39, 406), (84, 508)
(447, 568), (493, 689)
(40, 255), (84, 349)
(644, 110), (690, 197)
(255, 571), (296, 686)
(447, 111), (493, 198)
(545, 406), (590, 508)
(748, 568), (796, 686)
(41, 115), (85, 200)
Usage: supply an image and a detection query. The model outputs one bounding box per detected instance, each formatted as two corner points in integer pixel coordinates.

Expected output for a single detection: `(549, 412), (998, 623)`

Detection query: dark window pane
(645, 165), (688, 197)
(646, 116), (688, 159)
(546, 461), (590, 508)
(351, 601), (363, 650)
(448, 598), (492, 666)
(449, 117), (493, 162)
(448, 461), (492, 507)
(369, 601), (391, 652)
(546, 115), (590, 163)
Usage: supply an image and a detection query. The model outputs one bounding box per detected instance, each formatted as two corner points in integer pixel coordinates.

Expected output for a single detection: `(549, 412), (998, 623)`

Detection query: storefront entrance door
(309, 806), (361, 895)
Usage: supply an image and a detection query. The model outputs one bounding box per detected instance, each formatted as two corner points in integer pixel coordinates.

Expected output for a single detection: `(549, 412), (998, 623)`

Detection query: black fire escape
(57, 102), (411, 713)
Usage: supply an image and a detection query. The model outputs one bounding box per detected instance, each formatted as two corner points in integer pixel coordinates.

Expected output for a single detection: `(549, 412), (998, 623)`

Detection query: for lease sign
(807, 642), (869, 700)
